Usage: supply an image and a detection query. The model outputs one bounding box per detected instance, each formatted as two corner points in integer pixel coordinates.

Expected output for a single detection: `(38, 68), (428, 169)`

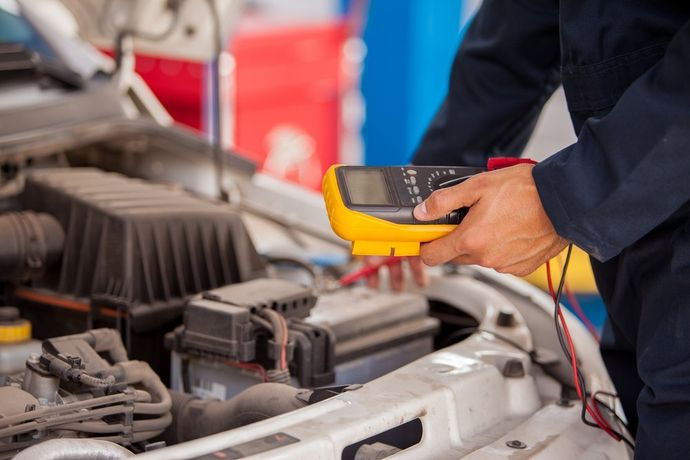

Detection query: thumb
(413, 178), (482, 221)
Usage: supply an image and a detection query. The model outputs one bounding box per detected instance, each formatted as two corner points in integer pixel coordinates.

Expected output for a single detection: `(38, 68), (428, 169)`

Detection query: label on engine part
(192, 379), (227, 400)
(193, 432), (300, 459)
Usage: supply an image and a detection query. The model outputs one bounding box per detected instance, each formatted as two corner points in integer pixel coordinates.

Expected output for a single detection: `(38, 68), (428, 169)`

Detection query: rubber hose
(162, 383), (307, 444)
(13, 439), (132, 460)
(0, 211), (63, 281)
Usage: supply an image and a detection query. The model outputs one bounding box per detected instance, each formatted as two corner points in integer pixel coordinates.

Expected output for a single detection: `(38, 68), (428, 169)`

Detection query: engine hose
(131, 412), (173, 433)
(60, 421), (127, 434)
(0, 393), (131, 429)
(162, 384), (308, 444)
(60, 412), (172, 436)
(13, 439), (133, 460)
(0, 211), (64, 281)
(51, 329), (129, 363)
(0, 404), (127, 439)
(114, 361), (172, 416)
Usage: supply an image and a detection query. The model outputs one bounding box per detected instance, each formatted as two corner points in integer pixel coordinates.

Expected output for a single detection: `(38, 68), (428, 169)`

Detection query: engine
(9, 168), (266, 378)
(0, 328), (170, 458)
(0, 166), (442, 457)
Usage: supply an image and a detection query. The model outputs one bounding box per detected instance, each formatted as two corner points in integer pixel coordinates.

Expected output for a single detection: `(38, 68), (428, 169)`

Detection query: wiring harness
(547, 245), (635, 449)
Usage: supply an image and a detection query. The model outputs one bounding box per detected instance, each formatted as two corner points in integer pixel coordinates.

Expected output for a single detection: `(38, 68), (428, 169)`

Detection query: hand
(413, 164), (567, 276)
(364, 256), (428, 292)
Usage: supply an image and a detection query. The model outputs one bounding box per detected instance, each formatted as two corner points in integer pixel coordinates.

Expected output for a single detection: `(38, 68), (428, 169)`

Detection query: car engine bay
(0, 5), (629, 455)
(0, 125), (627, 459)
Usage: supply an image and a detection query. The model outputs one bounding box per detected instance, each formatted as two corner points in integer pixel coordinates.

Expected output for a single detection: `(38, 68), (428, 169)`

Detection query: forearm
(533, 22), (690, 261)
(413, 0), (560, 167)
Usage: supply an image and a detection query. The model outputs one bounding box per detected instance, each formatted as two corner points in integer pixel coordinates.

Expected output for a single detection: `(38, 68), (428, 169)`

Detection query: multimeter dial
(426, 168), (470, 193)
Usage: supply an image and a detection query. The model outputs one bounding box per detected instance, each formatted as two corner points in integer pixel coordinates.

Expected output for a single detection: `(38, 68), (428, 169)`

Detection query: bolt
(556, 398), (574, 407)
(506, 440), (527, 449)
(496, 310), (515, 327)
(66, 355), (83, 369)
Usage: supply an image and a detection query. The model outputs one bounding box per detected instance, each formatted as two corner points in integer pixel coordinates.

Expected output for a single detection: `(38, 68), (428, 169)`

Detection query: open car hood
(56, 0), (244, 61)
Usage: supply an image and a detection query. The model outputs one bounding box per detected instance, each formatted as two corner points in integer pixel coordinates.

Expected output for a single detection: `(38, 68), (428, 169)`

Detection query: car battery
(307, 288), (439, 385)
(169, 286), (438, 399)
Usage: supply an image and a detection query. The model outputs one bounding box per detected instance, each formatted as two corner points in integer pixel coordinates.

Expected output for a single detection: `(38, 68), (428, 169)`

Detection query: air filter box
(19, 168), (265, 331)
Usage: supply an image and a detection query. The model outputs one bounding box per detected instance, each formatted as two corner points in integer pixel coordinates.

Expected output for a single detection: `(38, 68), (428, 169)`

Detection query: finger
(364, 256), (383, 289)
(448, 254), (479, 266)
(413, 175), (483, 221)
(419, 233), (468, 266)
(408, 256), (429, 287)
(366, 269), (380, 288)
(388, 261), (404, 292)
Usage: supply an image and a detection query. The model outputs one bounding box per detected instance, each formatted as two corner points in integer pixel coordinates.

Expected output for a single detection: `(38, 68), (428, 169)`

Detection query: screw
(506, 440), (527, 449)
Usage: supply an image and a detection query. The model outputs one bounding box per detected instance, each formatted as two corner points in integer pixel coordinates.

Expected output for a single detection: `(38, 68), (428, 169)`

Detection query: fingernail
(414, 202), (427, 219)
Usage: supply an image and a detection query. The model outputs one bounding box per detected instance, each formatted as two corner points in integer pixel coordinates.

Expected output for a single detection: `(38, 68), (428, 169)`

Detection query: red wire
(546, 260), (620, 441)
(339, 256), (401, 286)
(550, 258), (601, 341)
(224, 361), (268, 382)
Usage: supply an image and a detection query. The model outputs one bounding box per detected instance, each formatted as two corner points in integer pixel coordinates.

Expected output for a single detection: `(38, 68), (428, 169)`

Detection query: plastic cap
(0, 307), (31, 343)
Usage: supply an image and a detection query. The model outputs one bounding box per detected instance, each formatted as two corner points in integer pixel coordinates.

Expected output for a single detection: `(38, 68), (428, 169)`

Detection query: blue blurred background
(358, 0), (475, 166)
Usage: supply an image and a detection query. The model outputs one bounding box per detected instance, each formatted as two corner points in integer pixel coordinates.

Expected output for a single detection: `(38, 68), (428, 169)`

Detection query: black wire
(445, 320), (634, 449)
(264, 256), (317, 282)
(552, 244), (635, 449)
(593, 391), (636, 448)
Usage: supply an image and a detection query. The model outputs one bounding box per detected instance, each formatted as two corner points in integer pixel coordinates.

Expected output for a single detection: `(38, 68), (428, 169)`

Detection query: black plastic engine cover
(20, 168), (265, 331)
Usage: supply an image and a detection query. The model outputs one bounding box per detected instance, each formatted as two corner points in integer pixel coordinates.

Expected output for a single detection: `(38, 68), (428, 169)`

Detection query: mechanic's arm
(368, 0), (561, 289)
(416, 20), (690, 273)
(413, 0), (561, 167)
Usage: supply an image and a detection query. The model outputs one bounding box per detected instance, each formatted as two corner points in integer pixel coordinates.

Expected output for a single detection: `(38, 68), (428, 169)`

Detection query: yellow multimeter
(322, 165), (483, 256)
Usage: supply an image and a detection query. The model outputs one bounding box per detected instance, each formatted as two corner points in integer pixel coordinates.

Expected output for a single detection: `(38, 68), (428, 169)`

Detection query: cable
(551, 254), (601, 341)
(223, 361), (267, 383)
(110, 0), (186, 71)
(205, 0), (228, 200)
(565, 284), (600, 341)
(257, 309), (289, 371)
(546, 245), (635, 449)
(264, 256), (317, 283)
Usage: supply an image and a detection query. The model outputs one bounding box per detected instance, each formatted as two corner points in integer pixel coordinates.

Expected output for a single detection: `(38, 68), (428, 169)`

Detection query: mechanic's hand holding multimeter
(322, 165), (484, 256)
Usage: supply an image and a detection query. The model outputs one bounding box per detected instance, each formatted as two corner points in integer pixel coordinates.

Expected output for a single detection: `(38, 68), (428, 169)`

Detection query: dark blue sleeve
(533, 21), (690, 262)
(412, 0), (561, 167)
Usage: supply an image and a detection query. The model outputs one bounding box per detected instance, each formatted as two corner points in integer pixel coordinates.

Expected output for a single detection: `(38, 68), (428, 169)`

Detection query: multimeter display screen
(344, 169), (393, 205)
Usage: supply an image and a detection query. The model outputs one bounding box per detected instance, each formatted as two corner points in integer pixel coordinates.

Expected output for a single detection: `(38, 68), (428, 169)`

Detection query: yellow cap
(0, 320), (31, 344)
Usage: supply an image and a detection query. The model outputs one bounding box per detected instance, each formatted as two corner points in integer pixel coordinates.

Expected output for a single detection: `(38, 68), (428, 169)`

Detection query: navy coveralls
(412, 1), (690, 457)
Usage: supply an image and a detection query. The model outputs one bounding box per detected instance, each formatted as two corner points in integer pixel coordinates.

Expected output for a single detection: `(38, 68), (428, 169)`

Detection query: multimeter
(322, 165), (484, 256)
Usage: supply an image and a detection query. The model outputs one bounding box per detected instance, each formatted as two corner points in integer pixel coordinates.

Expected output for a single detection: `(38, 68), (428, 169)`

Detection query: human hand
(413, 164), (567, 276)
(363, 256), (428, 292)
